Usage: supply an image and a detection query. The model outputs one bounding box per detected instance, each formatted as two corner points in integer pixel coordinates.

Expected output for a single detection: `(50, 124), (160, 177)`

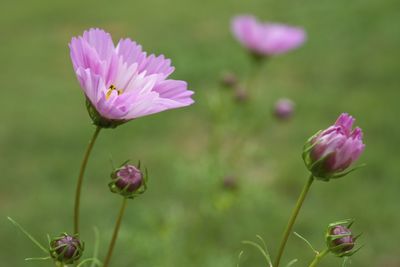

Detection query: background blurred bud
(326, 220), (359, 257)
(220, 72), (238, 88)
(109, 163), (148, 198)
(50, 233), (83, 264)
(273, 98), (294, 120)
(302, 113), (365, 181)
(234, 86), (248, 102)
(222, 176), (238, 190)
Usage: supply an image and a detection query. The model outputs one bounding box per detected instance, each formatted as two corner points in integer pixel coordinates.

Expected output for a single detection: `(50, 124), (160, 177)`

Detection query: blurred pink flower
(274, 98), (295, 120)
(69, 28), (194, 127)
(303, 113), (365, 180)
(231, 15), (306, 56)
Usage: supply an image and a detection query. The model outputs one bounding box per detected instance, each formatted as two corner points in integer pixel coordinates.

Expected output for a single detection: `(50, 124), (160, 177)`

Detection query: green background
(1, 0), (399, 266)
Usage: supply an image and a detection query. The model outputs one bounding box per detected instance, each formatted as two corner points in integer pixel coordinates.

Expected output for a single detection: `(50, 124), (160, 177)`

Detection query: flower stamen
(106, 85), (123, 100)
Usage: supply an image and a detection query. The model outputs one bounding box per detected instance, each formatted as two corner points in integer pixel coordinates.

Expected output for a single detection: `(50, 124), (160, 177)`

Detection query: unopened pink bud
(50, 233), (84, 264)
(303, 113), (365, 180)
(109, 163), (148, 198)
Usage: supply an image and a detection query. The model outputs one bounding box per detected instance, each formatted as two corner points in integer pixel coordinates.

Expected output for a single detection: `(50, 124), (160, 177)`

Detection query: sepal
(86, 99), (126, 129)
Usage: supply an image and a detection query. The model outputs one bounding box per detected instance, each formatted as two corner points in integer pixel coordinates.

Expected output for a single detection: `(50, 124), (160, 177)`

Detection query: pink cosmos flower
(303, 113), (365, 180)
(231, 15), (306, 56)
(69, 28), (194, 127)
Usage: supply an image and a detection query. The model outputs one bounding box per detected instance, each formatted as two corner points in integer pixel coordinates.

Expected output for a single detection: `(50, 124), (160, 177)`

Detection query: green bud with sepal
(109, 160), (148, 199)
(49, 233), (84, 264)
(325, 219), (362, 257)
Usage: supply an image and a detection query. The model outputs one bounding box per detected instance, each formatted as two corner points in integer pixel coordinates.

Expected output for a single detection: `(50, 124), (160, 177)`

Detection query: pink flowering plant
(8, 18), (368, 267)
(9, 28), (194, 267)
(238, 113), (365, 267)
(67, 28), (193, 267)
(221, 15), (306, 103)
(272, 113), (365, 267)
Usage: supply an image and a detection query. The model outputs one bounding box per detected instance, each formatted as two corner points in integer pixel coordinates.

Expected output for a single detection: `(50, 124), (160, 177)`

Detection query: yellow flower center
(106, 85), (123, 100)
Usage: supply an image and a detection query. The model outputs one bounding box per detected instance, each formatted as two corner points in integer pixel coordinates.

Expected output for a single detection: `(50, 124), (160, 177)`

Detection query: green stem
(308, 249), (329, 267)
(241, 56), (266, 99)
(273, 175), (314, 267)
(103, 198), (128, 267)
(73, 126), (102, 234)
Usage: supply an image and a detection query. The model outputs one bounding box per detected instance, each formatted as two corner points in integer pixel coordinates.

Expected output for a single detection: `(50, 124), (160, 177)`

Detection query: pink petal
(153, 80), (194, 105)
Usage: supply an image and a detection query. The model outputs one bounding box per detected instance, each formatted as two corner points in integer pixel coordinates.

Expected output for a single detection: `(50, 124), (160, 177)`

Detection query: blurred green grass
(1, 0), (399, 266)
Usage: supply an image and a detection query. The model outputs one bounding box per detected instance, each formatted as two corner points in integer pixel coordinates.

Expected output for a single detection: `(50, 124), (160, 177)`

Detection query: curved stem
(73, 126), (102, 234)
(308, 249), (329, 267)
(103, 198), (128, 267)
(274, 175), (314, 267)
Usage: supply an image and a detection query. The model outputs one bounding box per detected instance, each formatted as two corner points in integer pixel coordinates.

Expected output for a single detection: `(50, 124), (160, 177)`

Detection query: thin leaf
(237, 250), (244, 267)
(90, 227), (101, 267)
(293, 232), (318, 254)
(256, 235), (268, 252)
(286, 258), (298, 267)
(77, 258), (102, 267)
(342, 256), (351, 267)
(7, 217), (48, 254)
(25, 256), (51, 261)
(46, 234), (51, 244)
(242, 240), (272, 267)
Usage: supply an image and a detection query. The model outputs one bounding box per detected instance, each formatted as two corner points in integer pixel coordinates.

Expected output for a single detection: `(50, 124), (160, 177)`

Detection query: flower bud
(50, 233), (84, 264)
(234, 86), (248, 102)
(109, 162), (148, 198)
(302, 113), (365, 181)
(273, 98), (294, 120)
(220, 72), (238, 88)
(326, 220), (359, 257)
(222, 175), (238, 190)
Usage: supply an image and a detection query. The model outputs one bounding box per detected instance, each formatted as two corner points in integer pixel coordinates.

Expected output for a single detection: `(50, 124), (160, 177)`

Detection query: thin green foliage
(293, 232), (319, 254)
(237, 250), (244, 267)
(242, 235), (272, 267)
(286, 258), (298, 267)
(342, 256), (351, 267)
(7, 217), (48, 254)
(90, 226), (101, 267)
(77, 258), (102, 267)
(25, 256), (51, 261)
